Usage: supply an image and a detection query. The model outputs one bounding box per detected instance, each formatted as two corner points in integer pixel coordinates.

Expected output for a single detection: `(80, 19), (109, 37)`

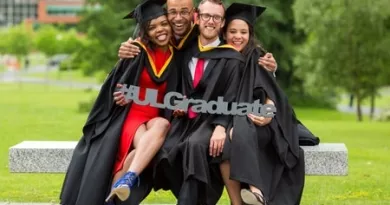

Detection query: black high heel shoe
(240, 189), (267, 205)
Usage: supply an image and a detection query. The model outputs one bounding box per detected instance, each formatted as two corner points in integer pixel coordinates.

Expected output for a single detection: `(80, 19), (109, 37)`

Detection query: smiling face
(167, 0), (194, 37)
(146, 15), (172, 49)
(197, 0), (225, 45)
(225, 19), (249, 52)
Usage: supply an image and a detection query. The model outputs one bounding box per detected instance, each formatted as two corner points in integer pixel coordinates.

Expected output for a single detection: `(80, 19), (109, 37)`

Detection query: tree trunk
(370, 92), (375, 120)
(349, 94), (354, 108)
(356, 93), (363, 121)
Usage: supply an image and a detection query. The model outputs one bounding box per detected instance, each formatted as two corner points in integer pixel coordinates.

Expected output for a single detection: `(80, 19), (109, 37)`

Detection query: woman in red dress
(105, 0), (177, 203)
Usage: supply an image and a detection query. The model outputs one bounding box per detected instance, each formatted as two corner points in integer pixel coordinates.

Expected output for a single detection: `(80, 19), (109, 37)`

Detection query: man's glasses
(167, 8), (193, 17)
(198, 13), (223, 23)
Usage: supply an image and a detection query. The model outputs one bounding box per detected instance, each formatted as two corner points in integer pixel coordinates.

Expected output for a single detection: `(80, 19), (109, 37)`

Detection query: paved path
(0, 70), (101, 91)
(336, 104), (382, 116)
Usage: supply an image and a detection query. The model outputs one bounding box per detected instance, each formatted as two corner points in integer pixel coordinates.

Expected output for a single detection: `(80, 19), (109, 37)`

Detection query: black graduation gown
(271, 69), (320, 146)
(153, 39), (245, 205)
(295, 112), (320, 146)
(223, 47), (305, 205)
(59, 41), (178, 205)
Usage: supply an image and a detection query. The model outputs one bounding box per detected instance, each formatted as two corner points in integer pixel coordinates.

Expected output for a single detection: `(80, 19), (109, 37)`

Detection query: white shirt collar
(203, 37), (221, 47)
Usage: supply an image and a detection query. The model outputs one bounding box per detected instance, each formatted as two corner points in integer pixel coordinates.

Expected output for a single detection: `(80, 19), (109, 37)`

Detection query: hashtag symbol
(119, 84), (139, 102)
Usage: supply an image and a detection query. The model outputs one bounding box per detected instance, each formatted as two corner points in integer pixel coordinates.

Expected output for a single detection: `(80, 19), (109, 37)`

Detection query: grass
(0, 83), (390, 204)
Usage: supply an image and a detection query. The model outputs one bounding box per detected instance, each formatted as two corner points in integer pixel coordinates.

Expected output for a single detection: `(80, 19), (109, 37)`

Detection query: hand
(113, 84), (131, 106)
(248, 113), (272, 126)
(173, 109), (186, 117)
(172, 95), (187, 117)
(118, 37), (141, 59)
(258, 53), (277, 72)
(209, 126), (226, 157)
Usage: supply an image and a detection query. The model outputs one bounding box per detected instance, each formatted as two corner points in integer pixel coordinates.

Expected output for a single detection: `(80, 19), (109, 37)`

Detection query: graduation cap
(225, 3), (266, 27)
(123, 0), (167, 23)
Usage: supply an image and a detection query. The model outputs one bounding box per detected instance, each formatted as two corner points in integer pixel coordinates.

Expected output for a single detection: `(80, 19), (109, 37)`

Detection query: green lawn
(0, 83), (389, 204)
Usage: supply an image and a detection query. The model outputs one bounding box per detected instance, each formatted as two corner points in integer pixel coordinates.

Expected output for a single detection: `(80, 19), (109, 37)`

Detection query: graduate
(150, 0), (245, 204)
(59, 0), (179, 204)
(216, 3), (305, 205)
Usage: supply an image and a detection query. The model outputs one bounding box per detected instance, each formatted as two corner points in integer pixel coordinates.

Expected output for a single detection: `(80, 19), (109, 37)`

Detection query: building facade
(0, 0), (38, 27)
(0, 0), (85, 28)
(36, 0), (84, 25)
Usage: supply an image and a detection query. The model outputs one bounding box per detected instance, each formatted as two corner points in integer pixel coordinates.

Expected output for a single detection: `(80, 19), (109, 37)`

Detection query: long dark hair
(223, 20), (267, 57)
(138, 20), (153, 47)
(137, 12), (168, 50)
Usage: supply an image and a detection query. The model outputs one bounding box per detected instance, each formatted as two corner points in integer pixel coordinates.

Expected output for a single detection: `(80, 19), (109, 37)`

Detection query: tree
(0, 29), (9, 55)
(71, 1), (138, 77)
(293, 0), (390, 121)
(34, 25), (61, 58)
(58, 28), (84, 54)
(4, 24), (33, 68)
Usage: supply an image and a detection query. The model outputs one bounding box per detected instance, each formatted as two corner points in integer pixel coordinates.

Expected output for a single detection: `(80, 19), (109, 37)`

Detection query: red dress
(113, 47), (171, 175)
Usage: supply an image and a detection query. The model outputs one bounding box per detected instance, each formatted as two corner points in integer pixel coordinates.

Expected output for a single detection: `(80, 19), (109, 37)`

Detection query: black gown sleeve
(211, 60), (243, 129)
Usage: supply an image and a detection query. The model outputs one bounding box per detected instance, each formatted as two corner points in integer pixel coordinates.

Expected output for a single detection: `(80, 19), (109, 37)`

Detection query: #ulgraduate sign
(119, 84), (276, 117)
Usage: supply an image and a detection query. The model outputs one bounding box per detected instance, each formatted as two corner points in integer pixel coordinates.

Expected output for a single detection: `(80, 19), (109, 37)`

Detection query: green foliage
(34, 25), (62, 57)
(58, 29), (83, 54)
(254, 0), (305, 87)
(0, 24), (84, 62)
(0, 29), (8, 55)
(293, 0), (390, 119)
(70, 1), (138, 78)
(1, 24), (33, 58)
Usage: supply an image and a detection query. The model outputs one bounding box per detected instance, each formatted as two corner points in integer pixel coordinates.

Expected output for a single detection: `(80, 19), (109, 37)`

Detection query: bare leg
(112, 150), (135, 187)
(106, 118), (170, 202)
(106, 124), (149, 202)
(220, 161), (242, 205)
(220, 127), (242, 205)
(127, 117), (170, 174)
(111, 123), (147, 185)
